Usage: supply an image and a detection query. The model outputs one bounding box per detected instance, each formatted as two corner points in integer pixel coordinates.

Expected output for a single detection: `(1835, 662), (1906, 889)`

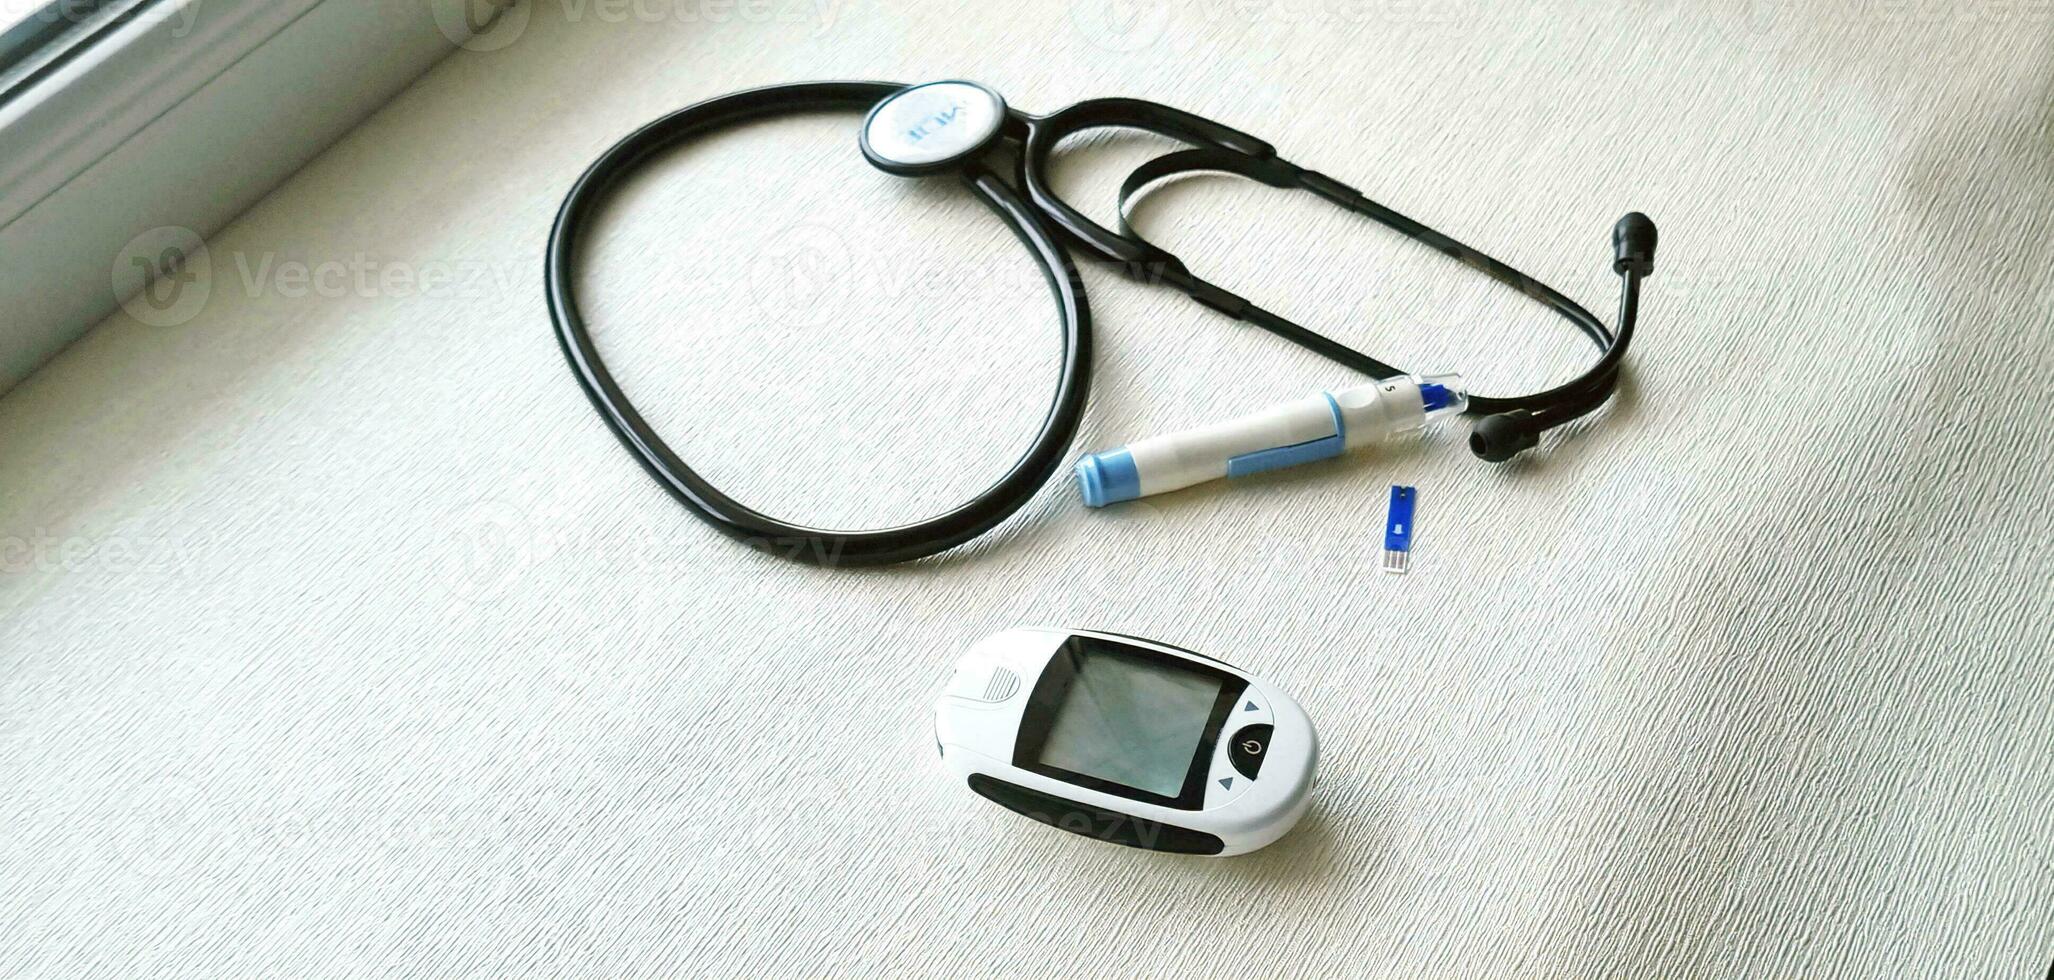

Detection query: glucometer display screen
(1032, 643), (1225, 798)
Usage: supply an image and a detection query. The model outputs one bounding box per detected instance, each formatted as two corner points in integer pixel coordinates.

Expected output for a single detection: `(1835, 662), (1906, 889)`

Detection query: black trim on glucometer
(1012, 635), (1246, 812)
(1080, 630), (1236, 667)
(967, 774), (1226, 855)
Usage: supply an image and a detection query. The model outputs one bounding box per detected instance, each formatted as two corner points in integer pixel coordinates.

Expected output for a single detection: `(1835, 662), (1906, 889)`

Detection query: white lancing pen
(1073, 374), (1467, 506)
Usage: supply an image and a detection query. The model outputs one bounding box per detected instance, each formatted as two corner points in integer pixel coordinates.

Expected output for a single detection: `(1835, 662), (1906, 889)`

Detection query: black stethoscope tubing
(546, 80), (1653, 567)
(548, 81), (1088, 567)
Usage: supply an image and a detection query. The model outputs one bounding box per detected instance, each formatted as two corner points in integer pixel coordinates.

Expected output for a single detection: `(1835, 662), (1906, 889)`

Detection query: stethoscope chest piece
(860, 80), (1007, 176)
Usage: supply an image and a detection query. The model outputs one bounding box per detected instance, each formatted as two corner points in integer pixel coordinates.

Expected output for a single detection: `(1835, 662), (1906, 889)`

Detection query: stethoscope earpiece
(1614, 212), (1659, 276)
(1469, 412), (1542, 463)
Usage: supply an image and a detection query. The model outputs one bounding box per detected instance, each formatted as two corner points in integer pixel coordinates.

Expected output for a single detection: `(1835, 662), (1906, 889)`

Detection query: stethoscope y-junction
(546, 80), (1658, 567)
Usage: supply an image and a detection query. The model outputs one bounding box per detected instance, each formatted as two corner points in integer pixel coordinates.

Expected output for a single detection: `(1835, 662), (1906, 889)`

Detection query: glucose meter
(935, 628), (1317, 856)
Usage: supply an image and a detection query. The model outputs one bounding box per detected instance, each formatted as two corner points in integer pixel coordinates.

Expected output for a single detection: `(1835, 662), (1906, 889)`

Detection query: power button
(1227, 724), (1272, 780)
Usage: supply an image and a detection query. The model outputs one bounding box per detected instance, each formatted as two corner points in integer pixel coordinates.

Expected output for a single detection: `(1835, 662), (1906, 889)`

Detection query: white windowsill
(0, 0), (500, 391)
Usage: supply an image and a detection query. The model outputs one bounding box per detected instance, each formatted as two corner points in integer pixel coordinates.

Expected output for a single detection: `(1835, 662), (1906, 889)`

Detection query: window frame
(0, 0), (507, 393)
(0, 0), (139, 99)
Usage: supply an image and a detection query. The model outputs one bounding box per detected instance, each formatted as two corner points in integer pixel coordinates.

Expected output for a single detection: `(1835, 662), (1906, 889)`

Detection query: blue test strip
(1383, 485), (1416, 574)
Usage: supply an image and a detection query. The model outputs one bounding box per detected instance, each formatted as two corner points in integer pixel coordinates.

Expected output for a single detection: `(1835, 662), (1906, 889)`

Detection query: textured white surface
(3, 1), (2053, 976)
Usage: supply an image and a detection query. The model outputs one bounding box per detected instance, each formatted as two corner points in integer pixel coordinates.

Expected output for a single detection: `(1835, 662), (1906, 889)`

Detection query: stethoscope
(546, 80), (1657, 567)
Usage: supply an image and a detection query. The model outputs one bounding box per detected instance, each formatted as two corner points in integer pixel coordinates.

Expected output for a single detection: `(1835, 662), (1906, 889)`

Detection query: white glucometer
(935, 628), (1317, 856)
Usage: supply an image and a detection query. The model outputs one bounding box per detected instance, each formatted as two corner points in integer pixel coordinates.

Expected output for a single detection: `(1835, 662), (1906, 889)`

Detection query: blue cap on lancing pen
(1418, 381), (1461, 413)
(1074, 449), (1141, 508)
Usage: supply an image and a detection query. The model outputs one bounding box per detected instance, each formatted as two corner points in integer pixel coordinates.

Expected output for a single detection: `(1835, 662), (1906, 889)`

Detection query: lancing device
(1074, 375), (1467, 507)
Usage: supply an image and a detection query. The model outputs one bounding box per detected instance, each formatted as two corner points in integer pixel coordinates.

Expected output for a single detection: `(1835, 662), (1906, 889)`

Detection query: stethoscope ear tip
(1613, 212), (1658, 276)
(1469, 412), (1541, 463)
